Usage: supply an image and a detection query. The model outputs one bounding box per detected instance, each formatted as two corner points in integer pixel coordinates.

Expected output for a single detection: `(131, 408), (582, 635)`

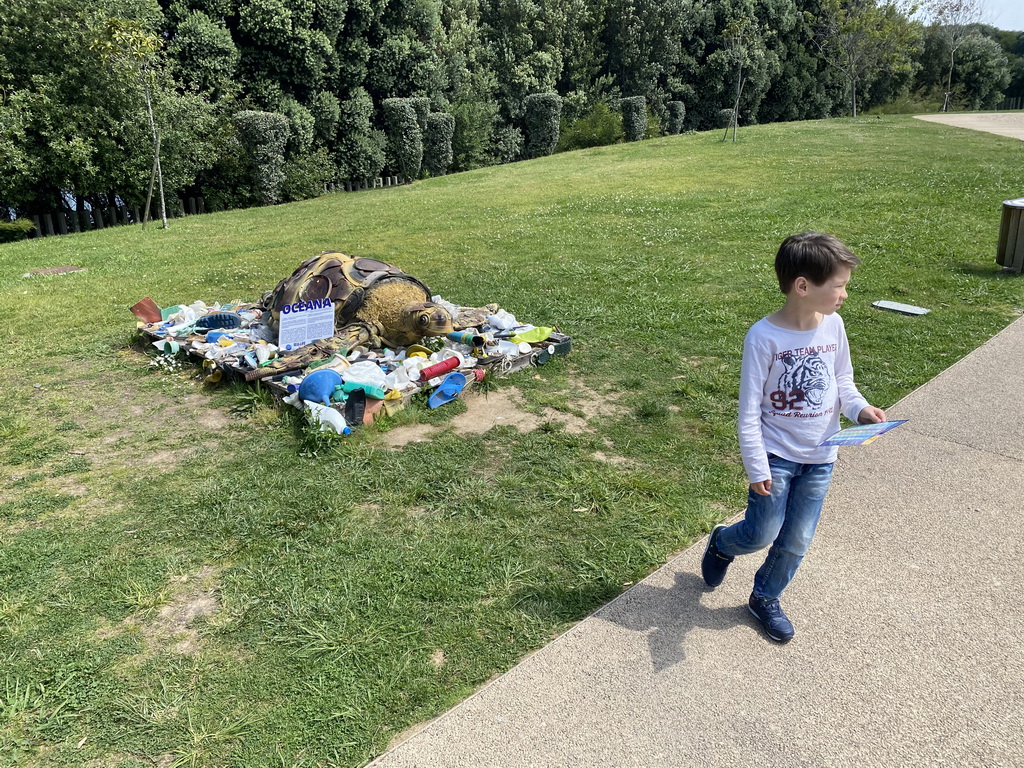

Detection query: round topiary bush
(718, 108), (736, 129)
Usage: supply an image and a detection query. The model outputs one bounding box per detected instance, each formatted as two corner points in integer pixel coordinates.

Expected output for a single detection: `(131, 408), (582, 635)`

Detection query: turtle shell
(264, 252), (432, 332)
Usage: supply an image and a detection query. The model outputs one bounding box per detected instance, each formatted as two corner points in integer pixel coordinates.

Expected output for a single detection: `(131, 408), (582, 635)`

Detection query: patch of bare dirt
(147, 567), (220, 655)
(381, 423), (437, 448)
(449, 388), (565, 434)
(95, 566), (222, 657)
(569, 379), (629, 421)
(36, 356), (236, 474)
(592, 450), (636, 467)
(383, 385), (629, 448)
(197, 409), (231, 430)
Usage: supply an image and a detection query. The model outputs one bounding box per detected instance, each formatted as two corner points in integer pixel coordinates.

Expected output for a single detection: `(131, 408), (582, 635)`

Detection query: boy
(701, 232), (885, 642)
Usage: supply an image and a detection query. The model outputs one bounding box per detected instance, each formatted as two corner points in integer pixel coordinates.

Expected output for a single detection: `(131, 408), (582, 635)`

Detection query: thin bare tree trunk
(732, 72), (744, 143)
(723, 63), (743, 142)
(144, 82), (168, 229)
(944, 50), (955, 112)
(143, 132), (160, 228)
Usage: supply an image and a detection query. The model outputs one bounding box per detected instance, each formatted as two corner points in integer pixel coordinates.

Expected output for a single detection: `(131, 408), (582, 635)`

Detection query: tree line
(1, 0), (1022, 226)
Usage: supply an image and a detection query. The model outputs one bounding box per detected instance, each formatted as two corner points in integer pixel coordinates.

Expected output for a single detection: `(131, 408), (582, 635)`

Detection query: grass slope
(1, 116), (1022, 767)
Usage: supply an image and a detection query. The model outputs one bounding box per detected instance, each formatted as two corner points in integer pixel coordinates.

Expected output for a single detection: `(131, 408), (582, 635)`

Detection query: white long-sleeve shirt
(738, 313), (869, 483)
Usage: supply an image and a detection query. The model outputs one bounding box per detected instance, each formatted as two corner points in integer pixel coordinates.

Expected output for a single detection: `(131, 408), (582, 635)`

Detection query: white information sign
(277, 298), (336, 352)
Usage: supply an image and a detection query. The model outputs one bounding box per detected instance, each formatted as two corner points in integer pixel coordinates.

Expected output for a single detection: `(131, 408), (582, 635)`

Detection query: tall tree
(438, 0), (498, 169)
(919, 0), (986, 111)
(92, 17), (169, 227)
(600, 0), (693, 111)
(479, 0), (562, 122)
(680, 0), (788, 131)
(952, 31), (1011, 108)
(365, 0), (443, 104)
(0, 0), (166, 216)
(815, 0), (921, 117)
(758, 0), (846, 124)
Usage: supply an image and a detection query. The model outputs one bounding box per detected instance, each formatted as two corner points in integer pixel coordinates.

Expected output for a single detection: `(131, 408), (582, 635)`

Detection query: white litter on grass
(872, 300), (930, 316)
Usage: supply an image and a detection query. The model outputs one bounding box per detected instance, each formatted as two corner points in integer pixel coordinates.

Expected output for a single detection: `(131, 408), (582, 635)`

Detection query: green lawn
(1, 115), (1022, 768)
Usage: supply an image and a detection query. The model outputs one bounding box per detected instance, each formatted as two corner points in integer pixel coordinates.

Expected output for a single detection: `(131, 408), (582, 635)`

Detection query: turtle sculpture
(246, 252), (454, 380)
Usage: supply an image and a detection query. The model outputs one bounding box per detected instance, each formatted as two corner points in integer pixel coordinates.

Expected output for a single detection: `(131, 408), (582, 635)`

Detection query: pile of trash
(132, 294), (571, 434)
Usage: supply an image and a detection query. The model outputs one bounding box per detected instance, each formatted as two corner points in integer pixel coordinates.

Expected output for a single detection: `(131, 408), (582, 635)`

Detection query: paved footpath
(369, 314), (1024, 768)
(914, 111), (1024, 141)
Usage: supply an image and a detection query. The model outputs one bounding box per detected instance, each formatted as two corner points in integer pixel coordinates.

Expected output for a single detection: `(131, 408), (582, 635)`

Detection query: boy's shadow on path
(594, 571), (753, 673)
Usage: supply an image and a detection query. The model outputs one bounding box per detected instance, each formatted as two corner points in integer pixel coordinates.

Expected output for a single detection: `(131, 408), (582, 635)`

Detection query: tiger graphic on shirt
(773, 351), (830, 411)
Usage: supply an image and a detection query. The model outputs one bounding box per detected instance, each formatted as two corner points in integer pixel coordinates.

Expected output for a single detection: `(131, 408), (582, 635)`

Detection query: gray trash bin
(996, 197), (1024, 272)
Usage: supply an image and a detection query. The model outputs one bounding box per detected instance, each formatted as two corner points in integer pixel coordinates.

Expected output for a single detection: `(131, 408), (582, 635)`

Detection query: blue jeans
(716, 456), (834, 600)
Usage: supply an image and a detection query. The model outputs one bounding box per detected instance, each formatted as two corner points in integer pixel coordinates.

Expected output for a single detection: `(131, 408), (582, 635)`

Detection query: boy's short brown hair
(775, 232), (861, 294)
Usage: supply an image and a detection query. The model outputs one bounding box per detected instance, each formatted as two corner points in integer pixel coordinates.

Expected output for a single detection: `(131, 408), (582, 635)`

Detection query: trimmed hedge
(667, 101), (686, 134)
(424, 112), (455, 177)
(621, 96), (646, 142)
(281, 97), (315, 154)
(409, 97), (431, 132)
(282, 147), (335, 202)
(718, 108), (736, 129)
(381, 98), (423, 181)
(523, 93), (562, 159)
(309, 90), (341, 145)
(234, 110), (290, 205)
(336, 88), (385, 183)
(0, 218), (35, 242)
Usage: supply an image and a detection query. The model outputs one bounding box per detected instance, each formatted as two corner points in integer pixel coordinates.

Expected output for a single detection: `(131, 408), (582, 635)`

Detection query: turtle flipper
(244, 337), (345, 380)
(243, 321), (385, 381)
(333, 320), (383, 351)
(451, 303), (500, 331)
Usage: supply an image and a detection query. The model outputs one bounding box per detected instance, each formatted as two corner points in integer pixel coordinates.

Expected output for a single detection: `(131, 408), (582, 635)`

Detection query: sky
(985, 0), (1024, 32)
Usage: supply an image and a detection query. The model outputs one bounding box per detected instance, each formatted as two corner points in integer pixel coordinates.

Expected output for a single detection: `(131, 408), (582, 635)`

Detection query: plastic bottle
(306, 401), (352, 434)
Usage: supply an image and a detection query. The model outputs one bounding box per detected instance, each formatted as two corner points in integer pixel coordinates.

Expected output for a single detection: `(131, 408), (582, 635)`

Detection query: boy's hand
(750, 479), (772, 496)
(857, 405), (886, 424)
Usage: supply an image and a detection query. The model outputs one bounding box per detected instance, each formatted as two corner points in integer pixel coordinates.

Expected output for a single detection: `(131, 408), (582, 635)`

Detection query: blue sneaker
(748, 594), (795, 642)
(701, 524), (734, 588)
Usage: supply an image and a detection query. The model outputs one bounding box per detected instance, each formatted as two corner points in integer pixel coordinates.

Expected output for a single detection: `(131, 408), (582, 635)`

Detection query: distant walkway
(914, 111), (1024, 140)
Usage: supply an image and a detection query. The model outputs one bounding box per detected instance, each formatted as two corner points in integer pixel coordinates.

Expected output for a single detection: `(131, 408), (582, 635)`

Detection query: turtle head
(405, 302), (454, 337)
